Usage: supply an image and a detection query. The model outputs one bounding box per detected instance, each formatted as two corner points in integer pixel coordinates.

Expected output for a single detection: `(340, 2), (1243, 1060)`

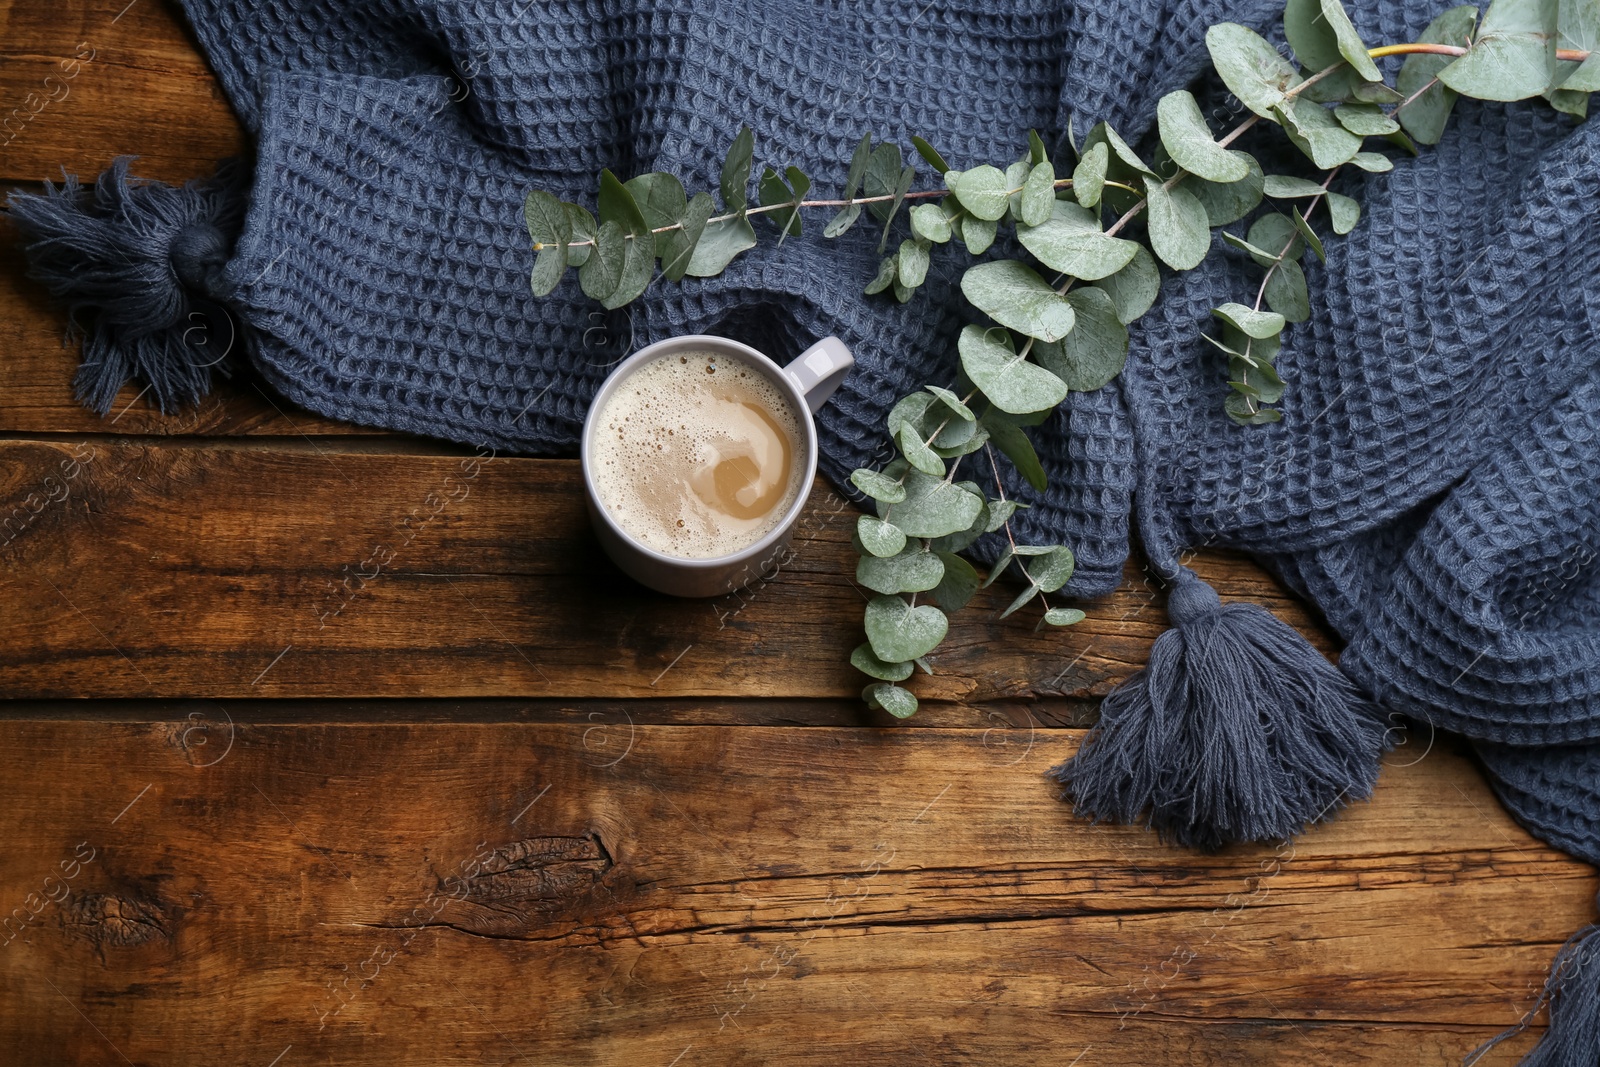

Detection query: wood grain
(0, 440), (1334, 702)
(0, 721), (1588, 1065)
(0, 0), (242, 182)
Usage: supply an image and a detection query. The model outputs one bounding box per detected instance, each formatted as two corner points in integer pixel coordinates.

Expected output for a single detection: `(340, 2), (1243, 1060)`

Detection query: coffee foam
(591, 350), (806, 560)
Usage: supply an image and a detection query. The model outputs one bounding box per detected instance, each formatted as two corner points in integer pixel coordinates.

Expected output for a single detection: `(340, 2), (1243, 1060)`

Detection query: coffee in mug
(589, 349), (806, 559)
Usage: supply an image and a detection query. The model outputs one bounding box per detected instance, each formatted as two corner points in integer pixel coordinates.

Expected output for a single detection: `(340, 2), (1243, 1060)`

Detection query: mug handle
(782, 336), (854, 414)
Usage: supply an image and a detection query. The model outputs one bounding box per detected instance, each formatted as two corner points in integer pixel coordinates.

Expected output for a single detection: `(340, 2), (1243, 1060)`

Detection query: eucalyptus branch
(522, 0), (1596, 718)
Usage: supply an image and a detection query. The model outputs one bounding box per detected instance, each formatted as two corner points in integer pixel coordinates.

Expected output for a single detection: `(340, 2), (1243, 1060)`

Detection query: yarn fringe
(1467, 912), (1600, 1066)
(1052, 568), (1389, 850)
(5, 156), (250, 415)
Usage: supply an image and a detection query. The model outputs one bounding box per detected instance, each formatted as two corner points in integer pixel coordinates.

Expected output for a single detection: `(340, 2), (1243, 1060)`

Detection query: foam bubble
(591, 350), (805, 559)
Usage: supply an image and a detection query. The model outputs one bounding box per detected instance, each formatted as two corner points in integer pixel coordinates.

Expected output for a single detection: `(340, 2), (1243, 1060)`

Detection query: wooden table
(1, 3), (1594, 1063)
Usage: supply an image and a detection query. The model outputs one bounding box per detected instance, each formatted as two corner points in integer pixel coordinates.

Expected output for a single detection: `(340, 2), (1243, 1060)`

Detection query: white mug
(580, 333), (854, 597)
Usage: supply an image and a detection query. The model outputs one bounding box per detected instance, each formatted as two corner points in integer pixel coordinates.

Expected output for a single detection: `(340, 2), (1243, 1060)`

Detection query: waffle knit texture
(11, 0), (1600, 1051)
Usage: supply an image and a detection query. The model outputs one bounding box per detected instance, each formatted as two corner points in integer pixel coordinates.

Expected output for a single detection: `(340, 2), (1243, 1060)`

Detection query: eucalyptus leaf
(1092, 244), (1161, 324)
(962, 215), (998, 254)
(1156, 90), (1251, 182)
(852, 644), (913, 682)
(579, 220), (624, 303)
(910, 203), (953, 243)
(982, 414), (1047, 493)
(1333, 102), (1400, 135)
(857, 514), (907, 557)
(958, 324), (1071, 413)
(565, 203), (595, 267)
(864, 255), (897, 295)
(927, 482), (991, 552)
(1275, 97), (1364, 169)
(1291, 205), (1327, 263)
(1020, 161), (1057, 226)
(897, 420), (946, 477)
(530, 242), (567, 297)
(1144, 177), (1212, 270)
(1327, 191), (1361, 234)
(863, 595), (949, 662)
(720, 126), (755, 213)
(862, 682), (919, 718)
(1397, 6), (1477, 144)
(925, 385), (975, 422)
(685, 216), (757, 277)
(1437, 0), (1559, 102)
(1021, 545), (1075, 592)
(1187, 156), (1266, 226)
(931, 552), (981, 612)
(1349, 151), (1395, 172)
(960, 262), (1078, 343)
(1044, 607), (1087, 626)
(661, 191), (714, 282)
(1319, 0), (1382, 80)
(898, 239), (930, 288)
(1035, 287), (1129, 392)
(524, 189), (572, 247)
(852, 466), (906, 504)
(757, 165), (810, 237)
(858, 545), (947, 595)
(623, 171), (688, 257)
(1206, 22), (1304, 118)
(911, 135), (951, 174)
(1213, 302), (1286, 339)
(865, 142), (905, 222)
(878, 165), (917, 253)
(1264, 174), (1331, 198)
(1264, 257), (1312, 322)
(951, 165), (1011, 221)
(1247, 213), (1305, 265)
(1073, 141), (1109, 209)
(1084, 121), (1156, 178)
(879, 469), (985, 539)
(888, 391), (936, 439)
(1016, 199), (1141, 281)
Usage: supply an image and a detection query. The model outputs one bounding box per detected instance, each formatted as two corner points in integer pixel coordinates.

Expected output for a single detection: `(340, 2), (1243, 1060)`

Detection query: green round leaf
(1334, 102), (1400, 136)
(1188, 156), (1266, 227)
(961, 215), (998, 254)
(950, 165), (1011, 221)
(857, 514), (908, 557)
(1092, 245), (1161, 325)
(1144, 177), (1212, 271)
(897, 238), (930, 289)
(897, 420), (946, 477)
(862, 682), (919, 719)
(958, 324), (1070, 414)
(1016, 200), (1141, 282)
(1156, 90), (1250, 183)
(910, 202), (953, 243)
(925, 385), (975, 422)
(720, 126), (755, 213)
(685, 216), (757, 278)
(1437, 0), (1559, 102)
(1206, 22), (1304, 118)
(524, 189), (573, 247)
(1044, 607), (1087, 627)
(852, 467), (906, 504)
(1264, 258), (1312, 322)
(530, 243), (568, 298)
(931, 552), (981, 612)
(1263, 174), (1330, 199)
(1072, 141), (1109, 209)
(1327, 191), (1361, 235)
(565, 203), (596, 267)
(1212, 302), (1286, 339)
(1019, 161), (1057, 227)
(1022, 545), (1076, 593)
(1274, 98), (1364, 170)
(879, 470), (985, 539)
(960, 261), (1078, 343)
(1397, 6), (1477, 144)
(852, 644), (914, 682)
(864, 595), (949, 663)
(857, 545), (946, 595)
(1036, 288), (1129, 392)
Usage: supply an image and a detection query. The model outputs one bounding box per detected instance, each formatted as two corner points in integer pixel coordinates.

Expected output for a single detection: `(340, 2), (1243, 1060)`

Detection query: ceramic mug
(581, 333), (854, 597)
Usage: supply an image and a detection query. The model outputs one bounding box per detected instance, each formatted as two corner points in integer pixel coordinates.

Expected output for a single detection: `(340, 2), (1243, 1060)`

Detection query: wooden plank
(0, 441), (1335, 701)
(0, 722), (1587, 1064)
(0, 0), (243, 182)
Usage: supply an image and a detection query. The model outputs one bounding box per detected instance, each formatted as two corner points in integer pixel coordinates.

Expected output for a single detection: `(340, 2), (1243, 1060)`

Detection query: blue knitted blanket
(10, 0), (1600, 1055)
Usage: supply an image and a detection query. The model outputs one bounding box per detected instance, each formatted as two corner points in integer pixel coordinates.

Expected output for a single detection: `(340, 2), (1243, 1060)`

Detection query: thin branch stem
(1367, 42), (1590, 63)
